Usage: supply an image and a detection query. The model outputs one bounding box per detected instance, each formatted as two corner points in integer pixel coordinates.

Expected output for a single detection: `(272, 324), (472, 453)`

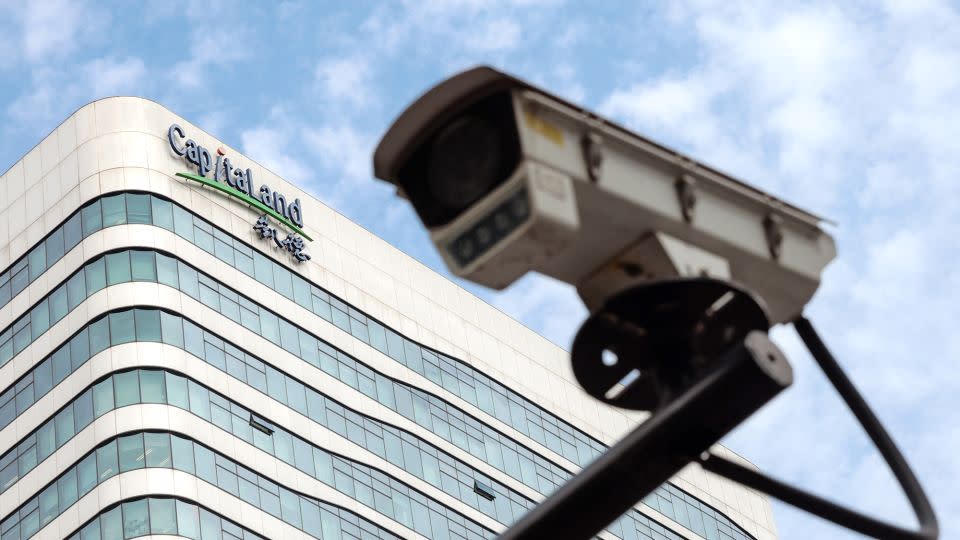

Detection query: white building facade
(0, 97), (778, 540)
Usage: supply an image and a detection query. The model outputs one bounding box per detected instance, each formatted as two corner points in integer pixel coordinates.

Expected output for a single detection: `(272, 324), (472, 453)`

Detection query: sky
(0, 1), (957, 538)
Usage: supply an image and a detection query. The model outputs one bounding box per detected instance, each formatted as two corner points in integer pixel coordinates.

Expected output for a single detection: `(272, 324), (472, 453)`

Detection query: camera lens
(426, 115), (502, 210)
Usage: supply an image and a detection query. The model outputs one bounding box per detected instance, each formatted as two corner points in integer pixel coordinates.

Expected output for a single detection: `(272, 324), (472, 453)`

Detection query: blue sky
(1, 1), (957, 538)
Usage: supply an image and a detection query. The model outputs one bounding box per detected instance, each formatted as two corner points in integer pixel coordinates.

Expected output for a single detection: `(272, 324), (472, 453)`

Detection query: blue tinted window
(105, 252), (131, 286)
(122, 498), (149, 537)
(118, 433), (145, 472)
(114, 371), (140, 407)
(177, 499), (201, 540)
(150, 498), (177, 534)
(81, 200), (103, 237)
(101, 194), (126, 226)
(126, 193), (151, 225)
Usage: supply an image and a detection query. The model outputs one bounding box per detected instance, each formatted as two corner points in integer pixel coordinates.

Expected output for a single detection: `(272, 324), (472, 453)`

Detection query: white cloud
(240, 110), (312, 186)
(7, 56), (147, 131)
(170, 26), (249, 90)
(302, 123), (372, 186)
(314, 56), (374, 106)
(18, 0), (105, 63)
(593, 3), (960, 538)
(463, 18), (522, 52)
(83, 57), (147, 97)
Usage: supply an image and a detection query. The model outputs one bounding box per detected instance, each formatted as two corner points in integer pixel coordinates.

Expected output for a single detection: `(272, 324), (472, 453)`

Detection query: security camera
(373, 66), (836, 324)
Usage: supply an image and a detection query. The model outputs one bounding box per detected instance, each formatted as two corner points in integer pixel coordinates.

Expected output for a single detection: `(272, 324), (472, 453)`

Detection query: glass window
(31, 301), (50, 339)
(82, 200), (103, 237)
(285, 378), (307, 415)
(166, 372), (189, 410)
(64, 212), (82, 252)
(199, 508), (220, 540)
(97, 440), (119, 482)
(140, 370), (166, 403)
(273, 265), (293, 298)
(39, 483), (58, 526)
(188, 381), (210, 420)
(118, 433), (145, 472)
(171, 434), (195, 474)
(105, 251), (131, 286)
(134, 309), (161, 342)
(77, 453), (97, 496)
(52, 346), (71, 383)
(214, 238), (234, 266)
(260, 311), (280, 345)
(74, 390), (94, 431)
(156, 253), (179, 288)
(279, 320), (300, 356)
(53, 405), (76, 446)
(10, 268), (28, 303)
(301, 500), (322, 537)
(130, 250), (156, 281)
(85, 257), (107, 295)
(114, 371), (141, 407)
(291, 277), (311, 309)
(126, 193), (152, 224)
(160, 311), (184, 348)
(172, 204), (195, 241)
(194, 226), (214, 253)
(37, 419), (56, 459)
(265, 367), (287, 403)
(80, 516), (101, 540)
(253, 253), (274, 287)
(273, 430), (294, 465)
(70, 329), (90, 370)
(279, 487), (302, 529)
(93, 378), (115, 418)
(101, 194), (127, 226)
(88, 316), (110, 355)
(46, 228), (65, 265)
(183, 321), (205, 359)
(178, 263), (200, 298)
(176, 499), (201, 540)
(109, 310), (135, 344)
(293, 438), (315, 477)
(122, 498), (150, 538)
(150, 498), (178, 534)
(58, 468), (79, 511)
(28, 242), (46, 281)
(193, 444), (216, 485)
(101, 504), (123, 540)
(49, 286), (69, 323)
(144, 432), (172, 467)
(151, 197), (174, 230)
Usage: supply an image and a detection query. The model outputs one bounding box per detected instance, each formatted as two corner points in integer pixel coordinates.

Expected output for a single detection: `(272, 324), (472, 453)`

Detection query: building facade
(0, 97), (778, 540)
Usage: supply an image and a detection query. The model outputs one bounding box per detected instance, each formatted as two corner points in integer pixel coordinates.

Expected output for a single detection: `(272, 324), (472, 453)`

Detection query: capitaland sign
(167, 124), (311, 262)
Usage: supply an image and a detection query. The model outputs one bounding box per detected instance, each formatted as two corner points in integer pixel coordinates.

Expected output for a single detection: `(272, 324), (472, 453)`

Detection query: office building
(0, 97), (778, 539)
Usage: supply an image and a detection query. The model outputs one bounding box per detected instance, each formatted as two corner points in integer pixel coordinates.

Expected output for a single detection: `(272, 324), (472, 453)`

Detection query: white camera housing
(374, 67), (836, 324)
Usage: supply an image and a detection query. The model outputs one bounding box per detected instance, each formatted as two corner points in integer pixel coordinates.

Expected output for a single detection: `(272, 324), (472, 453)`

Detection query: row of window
(0, 305), (691, 540)
(0, 298), (532, 525)
(1, 365), (492, 540)
(66, 496), (265, 540)
(0, 191), (604, 468)
(0, 430), (401, 540)
(0, 192), (752, 540)
(0, 247), (731, 540)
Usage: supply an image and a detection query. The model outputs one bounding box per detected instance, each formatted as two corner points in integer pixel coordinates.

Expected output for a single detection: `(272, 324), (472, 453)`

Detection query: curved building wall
(0, 97), (778, 540)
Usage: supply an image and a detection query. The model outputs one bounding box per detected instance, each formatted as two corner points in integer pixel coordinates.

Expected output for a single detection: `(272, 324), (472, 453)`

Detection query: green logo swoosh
(176, 172), (313, 241)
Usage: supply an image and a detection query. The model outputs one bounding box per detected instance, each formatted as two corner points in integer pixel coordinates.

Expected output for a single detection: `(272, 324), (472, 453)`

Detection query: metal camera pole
(497, 278), (938, 540)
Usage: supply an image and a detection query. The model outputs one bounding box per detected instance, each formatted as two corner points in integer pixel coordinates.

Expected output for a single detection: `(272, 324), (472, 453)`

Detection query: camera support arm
(496, 280), (938, 540)
(497, 330), (792, 540)
(699, 316), (938, 540)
